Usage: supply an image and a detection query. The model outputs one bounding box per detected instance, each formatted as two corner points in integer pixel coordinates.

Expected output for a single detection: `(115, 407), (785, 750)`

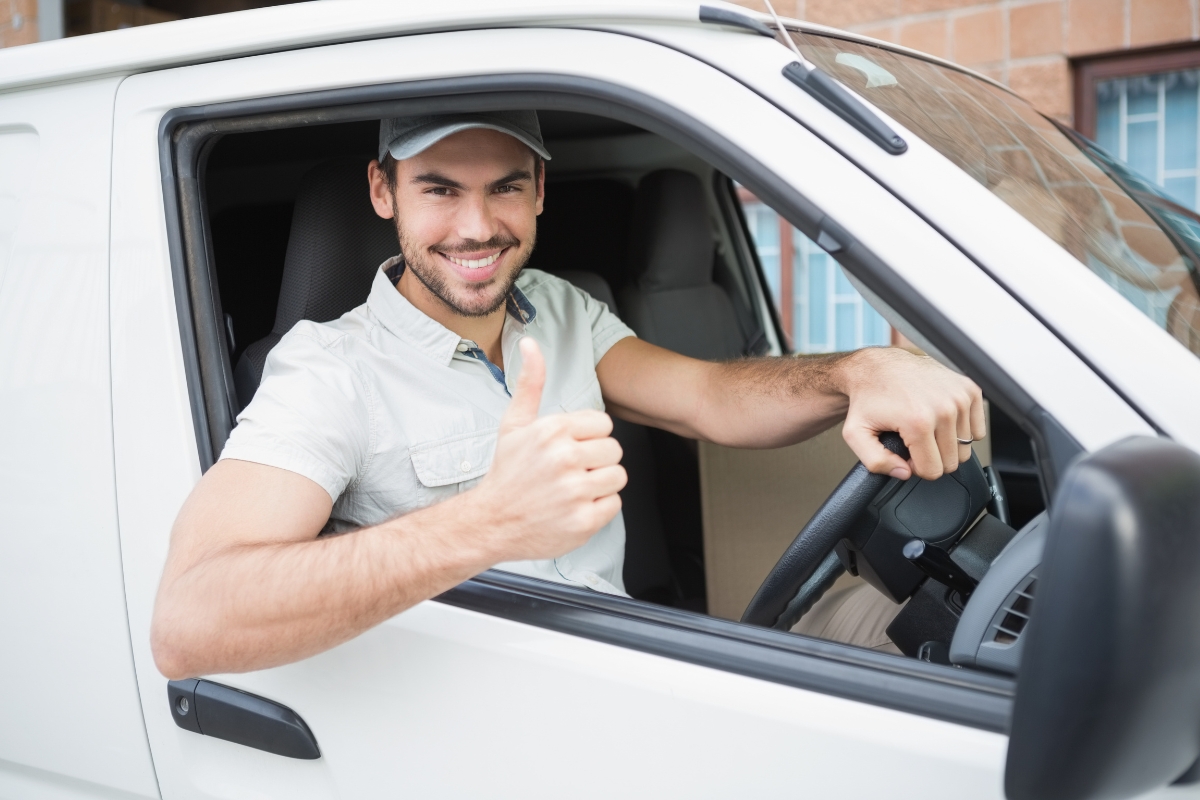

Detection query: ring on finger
(957, 437), (975, 446)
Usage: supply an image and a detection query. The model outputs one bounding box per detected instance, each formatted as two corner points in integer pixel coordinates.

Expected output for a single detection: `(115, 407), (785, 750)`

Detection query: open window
(164, 78), (1090, 732)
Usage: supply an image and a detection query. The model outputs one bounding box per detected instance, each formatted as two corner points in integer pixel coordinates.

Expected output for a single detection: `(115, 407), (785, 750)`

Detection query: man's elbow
(151, 606), (201, 680)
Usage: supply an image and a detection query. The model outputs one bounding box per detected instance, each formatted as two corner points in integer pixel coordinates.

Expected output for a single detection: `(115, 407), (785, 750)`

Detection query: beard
(396, 222), (536, 319)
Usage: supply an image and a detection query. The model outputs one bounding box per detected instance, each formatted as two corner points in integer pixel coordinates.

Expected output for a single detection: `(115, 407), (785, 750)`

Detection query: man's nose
(455, 192), (500, 244)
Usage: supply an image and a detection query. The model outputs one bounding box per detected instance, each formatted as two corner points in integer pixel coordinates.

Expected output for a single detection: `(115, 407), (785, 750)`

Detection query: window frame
(1073, 43), (1200, 140)
(159, 71), (1093, 733)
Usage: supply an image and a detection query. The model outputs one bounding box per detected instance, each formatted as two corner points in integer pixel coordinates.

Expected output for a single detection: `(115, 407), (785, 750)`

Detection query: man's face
(368, 128), (544, 318)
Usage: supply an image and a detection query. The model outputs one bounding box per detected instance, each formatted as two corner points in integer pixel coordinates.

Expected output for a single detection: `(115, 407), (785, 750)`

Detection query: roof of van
(0, 0), (1010, 98)
(0, 0), (716, 92)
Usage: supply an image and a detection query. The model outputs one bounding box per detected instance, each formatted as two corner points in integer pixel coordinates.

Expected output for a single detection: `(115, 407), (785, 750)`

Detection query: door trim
(442, 569), (1013, 732)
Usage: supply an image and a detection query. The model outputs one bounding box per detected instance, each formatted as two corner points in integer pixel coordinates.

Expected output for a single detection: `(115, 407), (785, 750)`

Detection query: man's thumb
(844, 425), (911, 480)
(501, 337), (545, 431)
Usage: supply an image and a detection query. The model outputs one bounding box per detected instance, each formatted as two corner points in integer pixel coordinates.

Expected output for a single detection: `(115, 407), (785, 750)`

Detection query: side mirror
(1006, 436), (1200, 800)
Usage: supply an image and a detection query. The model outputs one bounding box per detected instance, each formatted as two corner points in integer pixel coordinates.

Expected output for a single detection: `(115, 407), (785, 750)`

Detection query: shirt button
(456, 343), (469, 352)
(460, 460), (471, 472)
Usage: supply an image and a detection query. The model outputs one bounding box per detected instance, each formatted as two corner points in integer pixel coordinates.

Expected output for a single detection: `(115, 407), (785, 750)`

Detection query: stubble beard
(396, 221), (536, 319)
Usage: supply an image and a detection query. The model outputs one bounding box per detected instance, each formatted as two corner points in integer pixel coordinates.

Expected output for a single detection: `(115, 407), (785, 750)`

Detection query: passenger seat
(619, 169), (746, 360)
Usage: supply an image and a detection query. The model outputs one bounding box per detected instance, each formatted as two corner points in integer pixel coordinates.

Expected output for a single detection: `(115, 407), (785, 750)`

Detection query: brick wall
(732, 0), (1200, 122)
(1, 0), (38, 46)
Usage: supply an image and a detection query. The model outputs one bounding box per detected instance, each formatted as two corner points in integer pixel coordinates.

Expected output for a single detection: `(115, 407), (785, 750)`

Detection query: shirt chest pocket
(559, 376), (605, 413)
(409, 429), (498, 491)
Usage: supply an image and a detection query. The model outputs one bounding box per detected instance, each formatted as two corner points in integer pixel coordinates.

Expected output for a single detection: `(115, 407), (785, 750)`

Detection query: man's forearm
(600, 337), (985, 480)
(598, 337), (865, 448)
(152, 493), (496, 679)
(687, 351), (858, 448)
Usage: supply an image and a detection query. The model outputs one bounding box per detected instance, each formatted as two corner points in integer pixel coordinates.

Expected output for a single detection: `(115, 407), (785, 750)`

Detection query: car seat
(556, 271), (675, 600)
(619, 169), (747, 360)
(523, 178), (635, 295)
(232, 158), (397, 410)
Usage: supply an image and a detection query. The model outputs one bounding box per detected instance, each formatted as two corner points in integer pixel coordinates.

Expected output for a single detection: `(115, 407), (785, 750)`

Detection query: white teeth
(446, 252), (500, 269)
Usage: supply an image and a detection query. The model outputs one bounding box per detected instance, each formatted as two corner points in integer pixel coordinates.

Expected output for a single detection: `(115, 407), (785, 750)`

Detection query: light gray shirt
(221, 257), (636, 595)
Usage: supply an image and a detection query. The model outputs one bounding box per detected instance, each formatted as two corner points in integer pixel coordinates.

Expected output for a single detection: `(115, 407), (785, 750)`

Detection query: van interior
(200, 109), (1047, 630)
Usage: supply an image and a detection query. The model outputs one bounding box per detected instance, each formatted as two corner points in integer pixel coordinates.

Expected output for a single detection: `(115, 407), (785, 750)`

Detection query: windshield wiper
(756, 0), (908, 155)
(780, 61), (908, 155)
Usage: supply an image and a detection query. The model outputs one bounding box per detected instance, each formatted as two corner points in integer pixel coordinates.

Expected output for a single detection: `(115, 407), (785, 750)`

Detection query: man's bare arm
(152, 339), (626, 679)
(596, 337), (985, 481)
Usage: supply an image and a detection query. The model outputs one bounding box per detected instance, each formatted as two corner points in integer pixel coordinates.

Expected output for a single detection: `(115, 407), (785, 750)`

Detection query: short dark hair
(377, 150), (543, 195)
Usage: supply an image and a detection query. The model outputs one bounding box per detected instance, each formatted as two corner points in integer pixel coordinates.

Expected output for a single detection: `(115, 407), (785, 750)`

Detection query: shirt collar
(367, 256), (538, 364)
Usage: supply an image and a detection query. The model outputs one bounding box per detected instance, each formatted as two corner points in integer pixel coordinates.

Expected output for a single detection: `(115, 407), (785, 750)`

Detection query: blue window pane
(835, 303), (856, 351)
(834, 266), (854, 294)
(1127, 120), (1159, 182)
(761, 251), (781, 301)
(1127, 77), (1159, 115)
(808, 252), (828, 347)
(1165, 177), (1197, 211)
(754, 215), (779, 249)
(1164, 74), (1198, 172)
(862, 304), (890, 346)
(1097, 90), (1120, 154)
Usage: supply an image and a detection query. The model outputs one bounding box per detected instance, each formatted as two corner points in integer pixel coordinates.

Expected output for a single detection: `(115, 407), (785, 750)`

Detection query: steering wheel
(741, 432), (910, 630)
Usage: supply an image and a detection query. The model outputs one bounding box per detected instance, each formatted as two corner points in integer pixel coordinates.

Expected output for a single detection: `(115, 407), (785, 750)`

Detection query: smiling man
(151, 111), (984, 679)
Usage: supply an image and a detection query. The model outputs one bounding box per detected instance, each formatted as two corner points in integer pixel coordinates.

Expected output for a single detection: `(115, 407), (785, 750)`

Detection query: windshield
(792, 32), (1200, 359)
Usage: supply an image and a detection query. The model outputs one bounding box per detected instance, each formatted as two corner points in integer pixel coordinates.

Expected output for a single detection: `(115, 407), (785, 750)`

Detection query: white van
(3, 2), (1200, 798)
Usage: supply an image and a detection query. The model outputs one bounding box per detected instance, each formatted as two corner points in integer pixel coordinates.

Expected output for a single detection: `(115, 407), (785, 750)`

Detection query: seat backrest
(619, 169), (745, 360)
(554, 269), (621, 317)
(524, 178), (635, 294)
(234, 158), (397, 408)
(553, 270), (673, 600)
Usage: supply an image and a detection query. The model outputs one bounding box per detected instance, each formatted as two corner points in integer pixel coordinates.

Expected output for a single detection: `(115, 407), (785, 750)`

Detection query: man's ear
(367, 159), (396, 220)
(534, 157), (545, 217)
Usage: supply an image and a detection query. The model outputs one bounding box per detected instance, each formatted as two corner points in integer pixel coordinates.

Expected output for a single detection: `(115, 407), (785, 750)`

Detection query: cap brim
(387, 121), (551, 161)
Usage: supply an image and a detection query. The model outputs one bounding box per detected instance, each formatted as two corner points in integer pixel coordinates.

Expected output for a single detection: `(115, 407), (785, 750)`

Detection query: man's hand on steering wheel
(838, 348), (986, 483)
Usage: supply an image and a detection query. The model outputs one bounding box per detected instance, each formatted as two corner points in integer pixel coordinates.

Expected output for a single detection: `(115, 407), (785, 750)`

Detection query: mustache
(432, 235), (520, 255)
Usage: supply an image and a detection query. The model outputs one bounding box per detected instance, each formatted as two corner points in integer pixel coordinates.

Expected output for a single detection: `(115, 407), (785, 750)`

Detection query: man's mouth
(435, 246), (512, 284)
(442, 251), (502, 270)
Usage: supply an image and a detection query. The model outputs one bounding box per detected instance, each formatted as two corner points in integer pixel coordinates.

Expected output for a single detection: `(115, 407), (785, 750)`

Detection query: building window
(1077, 47), (1200, 212)
(740, 191), (892, 353)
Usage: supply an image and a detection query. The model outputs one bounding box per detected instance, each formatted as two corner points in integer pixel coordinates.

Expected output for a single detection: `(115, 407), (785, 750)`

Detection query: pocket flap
(409, 429), (498, 488)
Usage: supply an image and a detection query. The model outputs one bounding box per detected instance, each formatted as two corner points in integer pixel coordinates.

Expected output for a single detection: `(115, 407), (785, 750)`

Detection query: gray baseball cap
(378, 110), (552, 162)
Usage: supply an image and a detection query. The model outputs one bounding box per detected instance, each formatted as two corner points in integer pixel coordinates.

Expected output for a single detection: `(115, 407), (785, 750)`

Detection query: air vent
(992, 576), (1037, 645)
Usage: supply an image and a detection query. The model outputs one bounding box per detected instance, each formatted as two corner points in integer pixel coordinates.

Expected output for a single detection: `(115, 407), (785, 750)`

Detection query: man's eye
(427, 187), (453, 196)
(496, 185), (520, 194)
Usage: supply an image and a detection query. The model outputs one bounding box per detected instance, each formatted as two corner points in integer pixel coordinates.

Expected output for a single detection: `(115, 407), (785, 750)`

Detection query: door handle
(167, 679), (320, 759)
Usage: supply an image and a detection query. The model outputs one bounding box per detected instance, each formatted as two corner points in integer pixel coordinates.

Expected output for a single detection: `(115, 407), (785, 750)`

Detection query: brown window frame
(1074, 43), (1200, 139)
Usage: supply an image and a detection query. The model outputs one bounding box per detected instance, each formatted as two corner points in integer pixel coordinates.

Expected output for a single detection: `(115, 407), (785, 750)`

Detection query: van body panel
(0, 77), (161, 799)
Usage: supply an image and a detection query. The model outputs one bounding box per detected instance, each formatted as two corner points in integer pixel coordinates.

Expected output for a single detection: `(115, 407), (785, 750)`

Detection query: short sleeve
(576, 287), (636, 366)
(219, 326), (371, 503)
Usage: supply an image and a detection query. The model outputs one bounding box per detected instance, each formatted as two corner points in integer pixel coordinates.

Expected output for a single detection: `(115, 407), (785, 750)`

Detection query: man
(151, 111), (984, 680)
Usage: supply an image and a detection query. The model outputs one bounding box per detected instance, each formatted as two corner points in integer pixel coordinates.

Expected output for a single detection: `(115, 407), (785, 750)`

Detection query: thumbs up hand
(475, 338), (626, 564)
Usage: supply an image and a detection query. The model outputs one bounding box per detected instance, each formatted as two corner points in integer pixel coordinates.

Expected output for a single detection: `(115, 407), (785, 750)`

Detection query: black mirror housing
(1006, 436), (1200, 800)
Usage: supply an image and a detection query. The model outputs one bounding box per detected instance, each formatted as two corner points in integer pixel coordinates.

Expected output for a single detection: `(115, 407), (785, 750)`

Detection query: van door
(0, 77), (160, 800)
(109, 25), (1144, 799)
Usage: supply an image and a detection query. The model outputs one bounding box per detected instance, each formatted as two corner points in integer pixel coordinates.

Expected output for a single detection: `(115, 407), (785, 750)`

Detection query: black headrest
(524, 178), (635, 292)
(627, 169), (715, 292)
(272, 159), (398, 335)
